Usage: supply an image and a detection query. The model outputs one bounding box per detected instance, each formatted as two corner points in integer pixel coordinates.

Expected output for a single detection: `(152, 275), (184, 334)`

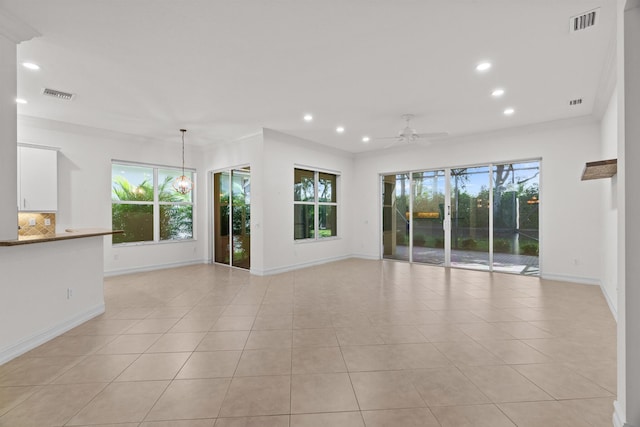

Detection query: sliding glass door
(213, 167), (251, 270)
(450, 166), (491, 270)
(381, 160), (540, 275)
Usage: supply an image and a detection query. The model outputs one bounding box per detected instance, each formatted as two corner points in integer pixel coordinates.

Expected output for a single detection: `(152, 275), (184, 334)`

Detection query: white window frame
(111, 160), (196, 245)
(294, 167), (339, 241)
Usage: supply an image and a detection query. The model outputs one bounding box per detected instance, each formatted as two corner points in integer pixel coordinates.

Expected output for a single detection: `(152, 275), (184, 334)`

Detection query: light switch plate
(44, 218), (51, 226)
(28, 218), (36, 226)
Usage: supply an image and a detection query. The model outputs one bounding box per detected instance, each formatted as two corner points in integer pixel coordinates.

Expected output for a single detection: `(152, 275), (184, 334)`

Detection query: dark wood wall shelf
(581, 159), (617, 181)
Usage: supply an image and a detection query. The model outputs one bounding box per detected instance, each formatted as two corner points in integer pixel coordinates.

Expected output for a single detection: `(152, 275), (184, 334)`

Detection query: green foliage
(112, 175), (193, 244)
(413, 234), (426, 246)
(493, 239), (512, 253)
(521, 242), (539, 256)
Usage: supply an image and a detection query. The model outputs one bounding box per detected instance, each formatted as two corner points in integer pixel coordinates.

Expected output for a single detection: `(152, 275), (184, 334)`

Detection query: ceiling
(2, 0), (616, 153)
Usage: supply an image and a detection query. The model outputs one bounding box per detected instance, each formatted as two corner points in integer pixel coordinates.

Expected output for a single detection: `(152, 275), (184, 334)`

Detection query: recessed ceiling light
(15, 98), (27, 104)
(22, 62), (40, 70)
(336, 126), (345, 133)
(503, 108), (515, 115)
(303, 114), (313, 122)
(476, 61), (492, 72)
(491, 88), (505, 97)
(362, 136), (370, 143)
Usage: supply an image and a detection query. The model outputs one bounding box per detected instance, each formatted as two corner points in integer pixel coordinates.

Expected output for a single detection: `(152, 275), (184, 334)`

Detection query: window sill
(294, 236), (341, 244)
(113, 238), (196, 247)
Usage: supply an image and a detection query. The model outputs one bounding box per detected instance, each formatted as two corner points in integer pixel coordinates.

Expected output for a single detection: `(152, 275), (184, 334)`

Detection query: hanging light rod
(173, 128), (193, 195)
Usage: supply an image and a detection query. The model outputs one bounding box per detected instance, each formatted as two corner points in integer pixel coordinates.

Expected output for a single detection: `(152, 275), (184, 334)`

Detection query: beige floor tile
(341, 343), (450, 371)
(176, 351), (241, 379)
(222, 304), (261, 316)
(335, 328), (385, 346)
(146, 332), (206, 353)
(291, 373), (359, 413)
(457, 323), (517, 340)
(291, 412), (364, 427)
(374, 326), (429, 344)
(362, 408), (440, 427)
(513, 363), (613, 399)
(219, 376), (291, 417)
(475, 340), (553, 364)
(292, 347), (347, 374)
(53, 354), (137, 383)
(293, 313), (333, 329)
(498, 401), (592, 427)
(0, 356), (81, 386)
(197, 331), (250, 351)
(235, 348), (292, 376)
(252, 314), (293, 330)
(95, 333), (162, 354)
(215, 415), (289, 426)
(562, 359), (617, 394)
(460, 365), (553, 403)
(293, 329), (339, 347)
(169, 317), (217, 333)
(69, 318), (139, 336)
(0, 383), (105, 427)
(245, 330), (292, 349)
(0, 386), (39, 416)
(26, 335), (116, 357)
(560, 397), (616, 427)
(67, 381), (169, 425)
(142, 420), (214, 427)
(211, 316), (256, 331)
(492, 322), (554, 339)
(350, 371), (425, 410)
(411, 368), (490, 406)
(116, 352), (190, 381)
(431, 404), (516, 427)
(186, 305), (227, 319)
(433, 341), (503, 366)
(146, 307), (192, 319)
(125, 318), (180, 334)
(416, 324), (472, 342)
(145, 378), (231, 421)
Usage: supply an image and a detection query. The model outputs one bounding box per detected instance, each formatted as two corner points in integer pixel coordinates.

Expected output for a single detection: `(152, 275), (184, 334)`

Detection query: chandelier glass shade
(173, 129), (193, 195)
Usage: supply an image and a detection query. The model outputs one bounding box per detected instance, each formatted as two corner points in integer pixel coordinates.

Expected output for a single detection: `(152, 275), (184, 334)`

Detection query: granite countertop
(0, 228), (122, 246)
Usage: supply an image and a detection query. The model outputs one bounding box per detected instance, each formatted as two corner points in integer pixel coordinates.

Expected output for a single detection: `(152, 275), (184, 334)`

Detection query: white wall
(260, 129), (355, 274)
(17, 116), (206, 275)
(352, 118), (604, 284)
(0, 35), (18, 240)
(599, 89), (619, 316)
(0, 237), (105, 363)
(200, 132), (265, 273)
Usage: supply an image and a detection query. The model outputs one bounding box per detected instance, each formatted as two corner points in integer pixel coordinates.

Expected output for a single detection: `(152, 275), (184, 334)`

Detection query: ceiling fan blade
(415, 132), (449, 138)
(373, 136), (400, 140)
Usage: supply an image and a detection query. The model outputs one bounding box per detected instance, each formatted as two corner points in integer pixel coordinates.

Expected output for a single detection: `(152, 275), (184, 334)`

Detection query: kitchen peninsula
(0, 229), (121, 363)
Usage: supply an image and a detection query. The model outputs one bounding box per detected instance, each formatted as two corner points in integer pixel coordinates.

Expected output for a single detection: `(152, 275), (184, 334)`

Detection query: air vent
(41, 88), (75, 101)
(570, 8), (599, 33)
(569, 98), (583, 106)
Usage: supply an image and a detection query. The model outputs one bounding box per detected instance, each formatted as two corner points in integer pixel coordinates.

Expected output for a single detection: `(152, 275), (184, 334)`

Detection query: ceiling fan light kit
(373, 114), (449, 148)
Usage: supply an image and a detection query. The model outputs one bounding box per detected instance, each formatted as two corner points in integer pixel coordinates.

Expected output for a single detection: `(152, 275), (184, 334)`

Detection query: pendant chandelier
(173, 129), (193, 194)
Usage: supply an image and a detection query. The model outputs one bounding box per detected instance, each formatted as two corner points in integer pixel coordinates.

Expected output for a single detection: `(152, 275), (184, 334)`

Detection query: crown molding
(0, 8), (40, 43)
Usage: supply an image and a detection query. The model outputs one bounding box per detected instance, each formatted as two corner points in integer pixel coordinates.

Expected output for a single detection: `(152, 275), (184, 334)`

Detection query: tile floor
(0, 259), (617, 426)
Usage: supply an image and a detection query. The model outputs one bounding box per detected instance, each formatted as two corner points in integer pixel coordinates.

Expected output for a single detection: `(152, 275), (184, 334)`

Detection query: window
(111, 162), (195, 244)
(294, 168), (338, 240)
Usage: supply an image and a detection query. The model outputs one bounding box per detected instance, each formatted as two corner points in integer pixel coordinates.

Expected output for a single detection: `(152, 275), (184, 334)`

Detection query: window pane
(159, 205), (193, 240)
(318, 205), (336, 237)
(294, 169), (315, 202)
(294, 204), (315, 239)
(318, 173), (336, 202)
(112, 164), (153, 201)
(112, 204), (153, 243)
(158, 169), (193, 202)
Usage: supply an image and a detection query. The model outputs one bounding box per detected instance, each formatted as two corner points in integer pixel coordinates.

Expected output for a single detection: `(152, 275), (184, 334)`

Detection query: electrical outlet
(28, 218), (36, 226)
(44, 218), (51, 226)
(67, 288), (73, 299)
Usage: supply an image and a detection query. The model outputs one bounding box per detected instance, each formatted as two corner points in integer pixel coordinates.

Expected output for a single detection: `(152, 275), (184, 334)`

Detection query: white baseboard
(600, 282), (618, 321)
(612, 399), (634, 427)
(0, 303), (105, 365)
(252, 254), (353, 276)
(350, 253), (381, 261)
(540, 273), (601, 286)
(104, 258), (207, 277)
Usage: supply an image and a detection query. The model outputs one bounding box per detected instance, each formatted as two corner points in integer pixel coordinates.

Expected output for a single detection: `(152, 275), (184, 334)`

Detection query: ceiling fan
(374, 114), (448, 147)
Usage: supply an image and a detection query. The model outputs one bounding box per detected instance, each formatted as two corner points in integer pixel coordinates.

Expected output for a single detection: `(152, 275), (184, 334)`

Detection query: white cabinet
(17, 145), (58, 212)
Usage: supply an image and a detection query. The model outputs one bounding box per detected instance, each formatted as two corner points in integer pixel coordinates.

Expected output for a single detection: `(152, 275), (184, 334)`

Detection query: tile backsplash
(18, 213), (56, 236)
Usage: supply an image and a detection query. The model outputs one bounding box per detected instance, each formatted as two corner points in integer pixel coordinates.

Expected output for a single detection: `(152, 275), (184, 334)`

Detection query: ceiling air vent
(569, 98), (583, 106)
(41, 88), (75, 101)
(570, 8), (599, 33)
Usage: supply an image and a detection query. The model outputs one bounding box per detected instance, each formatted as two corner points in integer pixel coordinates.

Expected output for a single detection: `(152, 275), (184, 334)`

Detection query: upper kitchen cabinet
(18, 145), (58, 212)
